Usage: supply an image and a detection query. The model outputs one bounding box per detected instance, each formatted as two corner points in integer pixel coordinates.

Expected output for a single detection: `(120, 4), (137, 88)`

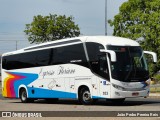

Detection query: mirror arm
(100, 49), (116, 62)
(144, 51), (157, 63)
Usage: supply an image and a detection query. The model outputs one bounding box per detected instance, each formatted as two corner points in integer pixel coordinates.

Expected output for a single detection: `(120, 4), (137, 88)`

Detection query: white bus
(1, 36), (157, 105)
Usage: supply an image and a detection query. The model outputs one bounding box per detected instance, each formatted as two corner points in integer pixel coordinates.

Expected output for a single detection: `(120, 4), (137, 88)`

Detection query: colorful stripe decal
(2, 72), (38, 98)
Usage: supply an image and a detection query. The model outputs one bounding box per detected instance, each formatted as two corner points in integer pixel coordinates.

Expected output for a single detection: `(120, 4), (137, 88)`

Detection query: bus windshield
(107, 45), (149, 82)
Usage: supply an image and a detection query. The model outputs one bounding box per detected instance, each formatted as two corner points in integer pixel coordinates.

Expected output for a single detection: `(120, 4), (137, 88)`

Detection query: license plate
(132, 92), (139, 96)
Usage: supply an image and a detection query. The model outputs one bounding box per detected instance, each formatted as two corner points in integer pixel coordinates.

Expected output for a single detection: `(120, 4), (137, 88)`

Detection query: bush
(153, 74), (160, 84)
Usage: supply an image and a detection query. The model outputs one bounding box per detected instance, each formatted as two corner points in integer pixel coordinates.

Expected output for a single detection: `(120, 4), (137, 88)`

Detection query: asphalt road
(0, 94), (160, 112)
(1, 94), (160, 120)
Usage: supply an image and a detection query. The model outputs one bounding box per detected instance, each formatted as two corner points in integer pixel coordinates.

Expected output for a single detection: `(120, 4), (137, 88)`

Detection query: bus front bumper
(110, 88), (150, 99)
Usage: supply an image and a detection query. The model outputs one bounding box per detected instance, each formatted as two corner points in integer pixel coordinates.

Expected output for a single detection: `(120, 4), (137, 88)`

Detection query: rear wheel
(20, 88), (34, 103)
(79, 87), (94, 105)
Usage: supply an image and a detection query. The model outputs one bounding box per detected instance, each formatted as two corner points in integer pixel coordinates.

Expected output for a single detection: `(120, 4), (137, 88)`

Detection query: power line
(0, 40), (28, 41)
(0, 32), (25, 34)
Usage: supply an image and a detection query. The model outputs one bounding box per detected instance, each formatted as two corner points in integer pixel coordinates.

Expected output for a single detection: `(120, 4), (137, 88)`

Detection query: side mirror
(100, 49), (116, 62)
(144, 51), (157, 63)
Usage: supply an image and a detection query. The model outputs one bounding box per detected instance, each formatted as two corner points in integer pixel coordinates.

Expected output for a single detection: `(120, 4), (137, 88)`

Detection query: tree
(108, 0), (160, 76)
(24, 14), (80, 44)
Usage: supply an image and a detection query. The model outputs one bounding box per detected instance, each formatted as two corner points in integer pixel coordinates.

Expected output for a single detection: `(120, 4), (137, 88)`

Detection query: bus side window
(99, 54), (109, 79)
(2, 58), (7, 70)
(86, 42), (110, 80)
(51, 43), (89, 67)
(35, 49), (51, 66)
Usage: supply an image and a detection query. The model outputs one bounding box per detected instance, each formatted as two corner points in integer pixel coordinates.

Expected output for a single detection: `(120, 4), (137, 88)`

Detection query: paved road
(0, 94), (160, 112)
(1, 94), (160, 119)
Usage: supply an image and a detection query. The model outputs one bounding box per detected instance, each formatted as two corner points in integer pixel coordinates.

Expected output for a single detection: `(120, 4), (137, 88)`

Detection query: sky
(0, 0), (127, 53)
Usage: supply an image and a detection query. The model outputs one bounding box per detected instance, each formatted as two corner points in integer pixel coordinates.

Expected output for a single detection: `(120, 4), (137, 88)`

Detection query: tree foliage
(108, 0), (160, 76)
(24, 14), (80, 44)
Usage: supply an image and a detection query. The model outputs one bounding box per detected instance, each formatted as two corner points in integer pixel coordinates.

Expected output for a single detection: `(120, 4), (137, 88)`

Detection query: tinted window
(86, 42), (109, 80)
(2, 43), (88, 70)
(107, 45), (149, 82)
(35, 49), (51, 66)
(2, 49), (51, 70)
(51, 43), (89, 67)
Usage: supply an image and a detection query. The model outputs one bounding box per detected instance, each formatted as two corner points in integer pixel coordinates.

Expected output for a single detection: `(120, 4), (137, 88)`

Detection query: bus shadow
(102, 100), (160, 106)
(91, 99), (160, 106)
(10, 98), (160, 106)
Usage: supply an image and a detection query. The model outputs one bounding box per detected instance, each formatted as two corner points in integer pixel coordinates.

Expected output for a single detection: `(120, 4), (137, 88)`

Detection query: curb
(148, 93), (160, 98)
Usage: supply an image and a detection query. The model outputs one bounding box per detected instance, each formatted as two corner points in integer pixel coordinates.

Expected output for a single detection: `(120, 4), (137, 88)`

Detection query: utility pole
(16, 41), (18, 50)
(105, 0), (107, 36)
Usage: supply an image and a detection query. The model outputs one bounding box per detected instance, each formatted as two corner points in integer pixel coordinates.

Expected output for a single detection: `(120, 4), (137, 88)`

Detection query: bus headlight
(112, 84), (125, 91)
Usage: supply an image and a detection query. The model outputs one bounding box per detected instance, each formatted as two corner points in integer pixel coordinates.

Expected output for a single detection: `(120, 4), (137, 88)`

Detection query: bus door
(98, 54), (111, 98)
(91, 76), (99, 98)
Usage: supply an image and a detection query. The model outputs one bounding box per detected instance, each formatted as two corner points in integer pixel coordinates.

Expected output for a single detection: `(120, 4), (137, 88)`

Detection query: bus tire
(20, 88), (34, 103)
(79, 87), (93, 105)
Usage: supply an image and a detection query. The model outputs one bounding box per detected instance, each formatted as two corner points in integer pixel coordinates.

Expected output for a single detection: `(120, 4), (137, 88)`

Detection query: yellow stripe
(2, 73), (15, 97)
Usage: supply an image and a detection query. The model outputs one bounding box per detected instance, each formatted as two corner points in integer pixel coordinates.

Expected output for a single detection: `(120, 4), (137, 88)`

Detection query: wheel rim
(21, 91), (27, 101)
(83, 91), (91, 102)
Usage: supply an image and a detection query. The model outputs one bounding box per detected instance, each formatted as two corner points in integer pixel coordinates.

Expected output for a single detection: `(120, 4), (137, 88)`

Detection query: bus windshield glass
(107, 45), (149, 82)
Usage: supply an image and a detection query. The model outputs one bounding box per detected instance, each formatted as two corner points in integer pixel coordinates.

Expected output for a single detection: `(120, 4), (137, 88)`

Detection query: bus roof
(2, 36), (140, 56)
(85, 36), (139, 46)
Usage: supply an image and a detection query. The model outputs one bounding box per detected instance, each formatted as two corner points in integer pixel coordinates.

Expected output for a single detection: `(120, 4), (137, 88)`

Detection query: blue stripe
(92, 96), (105, 99)
(28, 87), (77, 98)
(9, 72), (77, 99)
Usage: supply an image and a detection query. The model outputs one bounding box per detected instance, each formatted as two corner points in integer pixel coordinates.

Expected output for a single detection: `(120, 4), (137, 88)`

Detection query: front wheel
(20, 89), (34, 103)
(79, 87), (94, 105)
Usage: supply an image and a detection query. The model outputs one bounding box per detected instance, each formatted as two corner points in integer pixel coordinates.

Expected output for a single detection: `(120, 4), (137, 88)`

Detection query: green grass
(150, 87), (160, 93)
